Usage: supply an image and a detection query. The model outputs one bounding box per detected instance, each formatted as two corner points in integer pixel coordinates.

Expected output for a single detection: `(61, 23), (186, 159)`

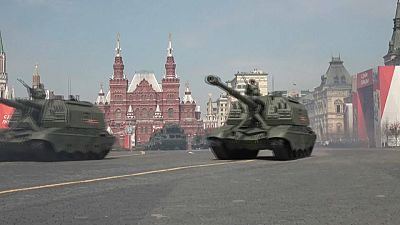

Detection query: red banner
(0, 103), (16, 129)
(357, 69), (373, 88)
(124, 135), (130, 149)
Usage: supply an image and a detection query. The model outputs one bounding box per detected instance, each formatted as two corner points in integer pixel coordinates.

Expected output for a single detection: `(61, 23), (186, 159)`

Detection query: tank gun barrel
(17, 78), (46, 100)
(18, 99), (42, 109)
(17, 78), (33, 96)
(0, 98), (27, 111)
(205, 75), (258, 110)
(0, 99), (41, 111)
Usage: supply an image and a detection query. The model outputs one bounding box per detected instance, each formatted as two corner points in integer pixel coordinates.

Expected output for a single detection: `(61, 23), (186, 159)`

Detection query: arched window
(341, 76), (346, 84)
(334, 99), (343, 113)
(334, 76), (339, 84)
(336, 123), (342, 133)
(115, 109), (122, 120)
(135, 108), (139, 117)
(142, 108), (147, 118)
(168, 108), (173, 118)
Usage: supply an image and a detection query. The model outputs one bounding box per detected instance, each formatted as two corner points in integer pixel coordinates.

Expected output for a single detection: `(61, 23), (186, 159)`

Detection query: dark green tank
(205, 75), (316, 160)
(146, 124), (187, 150)
(0, 80), (115, 161)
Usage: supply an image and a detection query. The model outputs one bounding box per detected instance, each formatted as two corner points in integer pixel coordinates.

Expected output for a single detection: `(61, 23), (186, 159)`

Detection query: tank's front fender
(266, 125), (291, 139)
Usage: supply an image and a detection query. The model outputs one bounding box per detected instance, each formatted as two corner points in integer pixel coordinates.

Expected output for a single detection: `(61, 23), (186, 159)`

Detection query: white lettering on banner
(360, 72), (369, 79)
(2, 114), (12, 125)
(360, 78), (370, 86)
(359, 72), (371, 87)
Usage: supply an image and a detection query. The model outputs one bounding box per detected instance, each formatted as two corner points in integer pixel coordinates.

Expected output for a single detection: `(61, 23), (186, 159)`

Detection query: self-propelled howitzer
(0, 80), (115, 161)
(205, 75), (316, 160)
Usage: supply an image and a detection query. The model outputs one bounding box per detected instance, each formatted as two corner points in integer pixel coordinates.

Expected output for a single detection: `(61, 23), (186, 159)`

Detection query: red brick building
(95, 34), (203, 148)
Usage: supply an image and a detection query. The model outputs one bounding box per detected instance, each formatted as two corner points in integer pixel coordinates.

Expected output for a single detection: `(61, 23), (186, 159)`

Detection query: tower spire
(384, 1), (400, 65)
(112, 32), (125, 79)
(167, 33), (173, 57)
(34, 64), (39, 76)
(32, 64), (41, 88)
(115, 32), (121, 56)
(183, 81), (194, 103)
(165, 33), (177, 78)
(116, 32), (121, 57)
(0, 31), (4, 53)
(95, 83), (106, 104)
(396, 0), (400, 22)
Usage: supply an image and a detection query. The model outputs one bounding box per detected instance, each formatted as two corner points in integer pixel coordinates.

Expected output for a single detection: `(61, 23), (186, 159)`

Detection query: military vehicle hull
(0, 127), (114, 161)
(205, 74), (316, 160)
(0, 81), (115, 161)
(207, 125), (316, 160)
(145, 124), (187, 150)
(146, 139), (187, 150)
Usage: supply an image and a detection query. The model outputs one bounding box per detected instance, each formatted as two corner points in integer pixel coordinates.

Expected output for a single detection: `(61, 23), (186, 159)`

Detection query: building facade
(353, 66), (400, 147)
(203, 93), (230, 130)
(0, 31), (14, 99)
(384, 0), (400, 66)
(228, 69), (268, 97)
(272, 90), (312, 99)
(305, 56), (352, 143)
(95, 34), (204, 148)
(350, 1), (400, 148)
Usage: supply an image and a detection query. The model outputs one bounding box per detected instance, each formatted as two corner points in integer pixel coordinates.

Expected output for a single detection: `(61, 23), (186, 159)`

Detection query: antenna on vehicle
(68, 77), (71, 99)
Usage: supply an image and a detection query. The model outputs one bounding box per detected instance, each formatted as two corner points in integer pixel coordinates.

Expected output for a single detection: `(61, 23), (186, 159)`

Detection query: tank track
(208, 138), (259, 160)
(0, 140), (110, 162)
(207, 137), (313, 161)
(269, 138), (313, 161)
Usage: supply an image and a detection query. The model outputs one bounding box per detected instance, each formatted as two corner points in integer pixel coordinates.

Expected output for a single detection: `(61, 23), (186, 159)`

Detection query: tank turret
(206, 75), (259, 112)
(205, 75), (316, 161)
(18, 79), (46, 100)
(0, 79), (114, 161)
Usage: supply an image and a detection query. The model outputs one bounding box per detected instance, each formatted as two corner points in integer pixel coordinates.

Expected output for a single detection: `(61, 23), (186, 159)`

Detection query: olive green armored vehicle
(146, 124), (187, 150)
(205, 75), (316, 160)
(0, 79), (115, 161)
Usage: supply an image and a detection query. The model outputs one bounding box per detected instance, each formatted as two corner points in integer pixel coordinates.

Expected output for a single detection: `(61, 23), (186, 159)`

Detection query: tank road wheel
(297, 150), (304, 159)
(292, 150), (298, 159)
(88, 149), (109, 160)
(208, 138), (259, 160)
(97, 149), (110, 159)
(233, 150), (259, 159)
(271, 139), (293, 161)
(29, 140), (56, 161)
(65, 152), (87, 161)
(305, 146), (313, 157)
(211, 146), (259, 160)
(211, 146), (229, 159)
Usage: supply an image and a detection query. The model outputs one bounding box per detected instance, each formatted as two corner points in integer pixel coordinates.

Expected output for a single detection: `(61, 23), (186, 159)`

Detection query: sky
(0, 0), (397, 113)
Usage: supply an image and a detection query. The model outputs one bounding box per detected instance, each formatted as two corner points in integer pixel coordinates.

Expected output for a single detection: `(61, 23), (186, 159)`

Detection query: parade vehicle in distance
(0, 79), (115, 161)
(205, 75), (316, 160)
(145, 124), (187, 150)
(191, 135), (209, 149)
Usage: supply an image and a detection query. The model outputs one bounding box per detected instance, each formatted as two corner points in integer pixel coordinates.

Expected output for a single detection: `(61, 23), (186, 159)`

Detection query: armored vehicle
(0, 79), (115, 161)
(205, 75), (316, 160)
(146, 124), (187, 150)
(191, 135), (209, 150)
